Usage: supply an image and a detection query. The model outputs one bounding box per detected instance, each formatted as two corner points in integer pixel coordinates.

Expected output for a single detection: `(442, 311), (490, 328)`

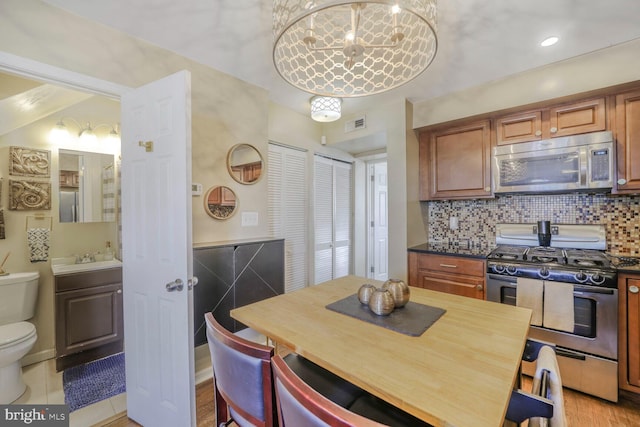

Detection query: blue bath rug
(63, 353), (126, 412)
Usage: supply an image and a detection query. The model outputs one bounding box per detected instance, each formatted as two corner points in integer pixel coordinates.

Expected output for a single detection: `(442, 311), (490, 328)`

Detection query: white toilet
(0, 272), (39, 403)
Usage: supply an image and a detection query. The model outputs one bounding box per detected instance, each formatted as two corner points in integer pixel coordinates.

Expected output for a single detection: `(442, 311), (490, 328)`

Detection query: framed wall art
(9, 180), (51, 210)
(9, 146), (51, 177)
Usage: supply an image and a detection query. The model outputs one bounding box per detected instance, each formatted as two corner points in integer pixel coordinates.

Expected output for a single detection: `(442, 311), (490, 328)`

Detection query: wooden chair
(205, 312), (276, 427)
(505, 339), (568, 427)
(271, 353), (388, 427)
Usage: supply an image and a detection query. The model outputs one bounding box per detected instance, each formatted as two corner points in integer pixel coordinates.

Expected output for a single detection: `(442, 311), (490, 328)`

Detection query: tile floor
(15, 345), (216, 427)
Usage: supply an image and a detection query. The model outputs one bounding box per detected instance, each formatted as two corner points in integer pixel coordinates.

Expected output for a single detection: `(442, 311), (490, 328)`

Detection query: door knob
(166, 279), (184, 292)
(188, 276), (199, 290)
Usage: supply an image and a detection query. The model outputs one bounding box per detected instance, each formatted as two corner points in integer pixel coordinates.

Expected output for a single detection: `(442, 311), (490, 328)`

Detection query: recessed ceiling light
(540, 36), (559, 47)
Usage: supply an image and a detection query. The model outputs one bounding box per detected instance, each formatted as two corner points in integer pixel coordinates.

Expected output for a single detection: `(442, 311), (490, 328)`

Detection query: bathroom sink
(51, 258), (122, 276)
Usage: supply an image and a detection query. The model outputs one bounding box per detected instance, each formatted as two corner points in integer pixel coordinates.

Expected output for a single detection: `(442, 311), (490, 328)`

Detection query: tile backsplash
(423, 193), (640, 255)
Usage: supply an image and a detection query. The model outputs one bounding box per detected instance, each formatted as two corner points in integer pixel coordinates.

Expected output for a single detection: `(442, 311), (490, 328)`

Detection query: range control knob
(506, 265), (517, 275)
(591, 273), (605, 285)
(493, 264), (505, 273)
(575, 271), (588, 282)
(538, 267), (550, 279)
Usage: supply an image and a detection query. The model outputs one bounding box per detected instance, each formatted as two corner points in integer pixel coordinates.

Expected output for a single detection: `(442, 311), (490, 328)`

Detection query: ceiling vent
(344, 115), (366, 133)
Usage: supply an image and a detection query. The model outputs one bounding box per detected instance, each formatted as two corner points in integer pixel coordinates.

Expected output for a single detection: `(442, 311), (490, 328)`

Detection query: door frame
(0, 51), (195, 420)
(365, 157), (388, 280)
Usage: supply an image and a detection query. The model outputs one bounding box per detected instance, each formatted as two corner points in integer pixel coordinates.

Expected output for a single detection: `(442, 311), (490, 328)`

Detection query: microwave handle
(580, 148), (587, 186)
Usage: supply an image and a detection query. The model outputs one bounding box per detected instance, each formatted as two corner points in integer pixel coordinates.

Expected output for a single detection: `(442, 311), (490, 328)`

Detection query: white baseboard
(22, 348), (55, 367)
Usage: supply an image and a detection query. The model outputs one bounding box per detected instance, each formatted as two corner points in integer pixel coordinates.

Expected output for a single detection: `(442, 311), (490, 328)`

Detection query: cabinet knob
(484, 186), (491, 192)
(476, 284), (484, 291)
(116, 289), (122, 294)
(618, 178), (627, 186)
(630, 285), (639, 294)
(550, 127), (558, 134)
(535, 130), (542, 136)
(166, 278), (184, 292)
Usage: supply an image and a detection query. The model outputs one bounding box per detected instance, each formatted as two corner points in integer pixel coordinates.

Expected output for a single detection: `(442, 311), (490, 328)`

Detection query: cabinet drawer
(417, 254), (485, 277)
(55, 268), (122, 292)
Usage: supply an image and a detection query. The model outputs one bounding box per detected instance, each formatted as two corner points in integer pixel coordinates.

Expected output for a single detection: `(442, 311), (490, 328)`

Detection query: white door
(268, 143), (308, 292)
(368, 160), (388, 280)
(314, 155), (352, 284)
(121, 71), (195, 427)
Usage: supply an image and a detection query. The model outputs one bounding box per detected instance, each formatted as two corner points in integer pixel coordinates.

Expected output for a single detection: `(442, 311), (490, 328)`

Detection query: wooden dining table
(230, 275), (532, 427)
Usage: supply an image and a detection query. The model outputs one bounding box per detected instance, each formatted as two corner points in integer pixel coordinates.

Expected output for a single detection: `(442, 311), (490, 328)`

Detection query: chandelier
(273, 1), (438, 98)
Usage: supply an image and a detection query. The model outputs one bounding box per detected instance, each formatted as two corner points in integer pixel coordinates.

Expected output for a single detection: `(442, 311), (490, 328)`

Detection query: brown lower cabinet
(619, 273), (640, 393)
(408, 252), (485, 299)
(55, 267), (123, 371)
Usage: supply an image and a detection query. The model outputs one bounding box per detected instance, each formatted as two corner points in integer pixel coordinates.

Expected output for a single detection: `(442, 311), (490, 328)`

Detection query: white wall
(413, 38), (640, 128)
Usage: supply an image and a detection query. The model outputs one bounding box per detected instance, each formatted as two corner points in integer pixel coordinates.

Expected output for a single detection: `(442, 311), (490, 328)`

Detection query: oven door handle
(573, 286), (615, 295)
(555, 347), (587, 361)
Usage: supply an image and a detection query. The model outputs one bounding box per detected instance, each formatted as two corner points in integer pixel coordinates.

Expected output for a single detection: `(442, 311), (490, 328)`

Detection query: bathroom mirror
(204, 186), (237, 220)
(59, 149), (116, 223)
(227, 144), (263, 184)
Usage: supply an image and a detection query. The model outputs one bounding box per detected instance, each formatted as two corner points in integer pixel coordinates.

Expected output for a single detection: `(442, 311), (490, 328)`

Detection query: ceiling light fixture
(310, 96), (342, 122)
(540, 36), (559, 47)
(49, 118), (120, 145)
(273, 0), (438, 98)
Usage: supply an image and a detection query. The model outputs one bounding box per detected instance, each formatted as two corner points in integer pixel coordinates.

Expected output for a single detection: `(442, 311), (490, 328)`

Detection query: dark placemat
(326, 294), (446, 337)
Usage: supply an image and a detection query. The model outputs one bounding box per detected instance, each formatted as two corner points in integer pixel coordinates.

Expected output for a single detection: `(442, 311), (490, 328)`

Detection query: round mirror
(227, 144), (263, 184)
(204, 186), (237, 220)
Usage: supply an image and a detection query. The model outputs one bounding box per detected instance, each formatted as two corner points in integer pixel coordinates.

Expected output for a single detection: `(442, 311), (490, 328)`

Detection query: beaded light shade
(273, 0), (438, 98)
(310, 96), (342, 122)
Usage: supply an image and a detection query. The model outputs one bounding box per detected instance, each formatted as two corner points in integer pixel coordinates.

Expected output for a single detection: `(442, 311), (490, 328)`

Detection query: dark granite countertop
(608, 254), (640, 274)
(408, 241), (494, 259)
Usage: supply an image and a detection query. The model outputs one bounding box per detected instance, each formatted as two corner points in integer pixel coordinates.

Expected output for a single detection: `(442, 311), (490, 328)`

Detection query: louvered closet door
(314, 155), (352, 284)
(268, 144), (308, 293)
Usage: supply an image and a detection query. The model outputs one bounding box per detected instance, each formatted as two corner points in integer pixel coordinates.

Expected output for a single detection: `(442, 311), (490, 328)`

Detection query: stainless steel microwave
(493, 131), (614, 194)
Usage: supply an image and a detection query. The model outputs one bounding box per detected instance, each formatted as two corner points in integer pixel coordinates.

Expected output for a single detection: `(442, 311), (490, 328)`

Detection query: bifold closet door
(314, 155), (353, 284)
(268, 143), (308, 292)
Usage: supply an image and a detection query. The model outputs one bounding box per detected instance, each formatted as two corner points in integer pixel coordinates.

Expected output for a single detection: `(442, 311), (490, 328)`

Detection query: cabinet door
(55, 283), (123, 357)
(549, 97), (606, 138)
(416, 270), (484, 299)
(615, 90), (640, 193)
(420, 120), (492, 200)
(496, 110), (543, 145)
(627, 278), (640, 387)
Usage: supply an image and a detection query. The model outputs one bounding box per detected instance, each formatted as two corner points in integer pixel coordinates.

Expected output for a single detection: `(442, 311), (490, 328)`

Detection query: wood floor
(103, 378), (640, 426)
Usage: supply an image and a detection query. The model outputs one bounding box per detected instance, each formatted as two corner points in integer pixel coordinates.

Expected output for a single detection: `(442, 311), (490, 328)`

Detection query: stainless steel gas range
(486, 223), (619, 402)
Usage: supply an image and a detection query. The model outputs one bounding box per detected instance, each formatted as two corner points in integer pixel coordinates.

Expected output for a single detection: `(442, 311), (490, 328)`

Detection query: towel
(530, 346), (567, 427)
(543, 282), (575, 333)
(27, 227), (50, 262)
(516, 277), (544, 326)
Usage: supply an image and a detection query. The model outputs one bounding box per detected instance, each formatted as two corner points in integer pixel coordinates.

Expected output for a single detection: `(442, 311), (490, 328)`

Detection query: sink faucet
(77, 253), (95, 264)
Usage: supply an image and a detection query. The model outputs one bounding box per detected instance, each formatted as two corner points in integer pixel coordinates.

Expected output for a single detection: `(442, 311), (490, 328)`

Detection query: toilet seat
(0, 322), (36, 350)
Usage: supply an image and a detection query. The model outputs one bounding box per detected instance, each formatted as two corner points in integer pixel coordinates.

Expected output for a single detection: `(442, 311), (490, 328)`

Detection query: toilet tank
(0, 272), (40, 324)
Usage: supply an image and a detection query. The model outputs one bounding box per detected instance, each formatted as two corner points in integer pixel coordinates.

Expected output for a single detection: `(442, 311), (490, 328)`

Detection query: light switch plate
(242, 211), (259, 227)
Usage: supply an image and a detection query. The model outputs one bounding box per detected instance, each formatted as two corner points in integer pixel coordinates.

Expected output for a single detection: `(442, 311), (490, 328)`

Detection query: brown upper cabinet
(495, 97), (606, 145)
(615, 89), (640, 193)
(419, 120), (492, 200)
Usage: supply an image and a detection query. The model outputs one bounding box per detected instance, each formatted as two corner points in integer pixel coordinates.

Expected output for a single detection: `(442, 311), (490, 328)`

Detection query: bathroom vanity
(52, 260), (123, 371)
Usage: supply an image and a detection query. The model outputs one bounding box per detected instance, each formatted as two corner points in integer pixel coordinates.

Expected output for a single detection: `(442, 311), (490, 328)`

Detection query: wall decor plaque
(9, 180), (51, 210)
(9, 146), (51, 177)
